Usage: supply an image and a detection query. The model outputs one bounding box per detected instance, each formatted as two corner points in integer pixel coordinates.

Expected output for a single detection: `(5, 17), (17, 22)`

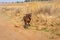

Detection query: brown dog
(23, 13), (32, 29)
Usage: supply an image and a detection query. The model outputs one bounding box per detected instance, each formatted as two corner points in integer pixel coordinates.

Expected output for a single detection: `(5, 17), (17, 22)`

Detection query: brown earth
(0, 2), (60, 40)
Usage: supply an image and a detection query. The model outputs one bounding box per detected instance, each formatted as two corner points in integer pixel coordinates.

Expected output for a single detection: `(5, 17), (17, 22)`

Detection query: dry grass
(0, 2), (60, 40)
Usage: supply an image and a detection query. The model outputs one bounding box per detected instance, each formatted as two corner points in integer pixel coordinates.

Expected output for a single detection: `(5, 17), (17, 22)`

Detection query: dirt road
(0, 14), (50, 40)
